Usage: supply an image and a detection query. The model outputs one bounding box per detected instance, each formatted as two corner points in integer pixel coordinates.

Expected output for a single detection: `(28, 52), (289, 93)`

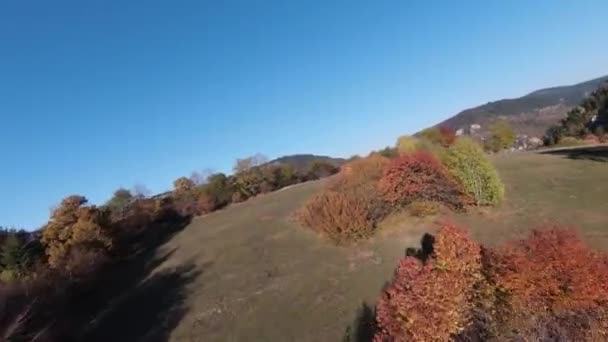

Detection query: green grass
(144, 147), (608, 341)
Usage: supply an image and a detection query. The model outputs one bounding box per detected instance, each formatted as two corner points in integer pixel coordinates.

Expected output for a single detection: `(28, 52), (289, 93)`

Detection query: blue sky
(1, 0), (607, 229)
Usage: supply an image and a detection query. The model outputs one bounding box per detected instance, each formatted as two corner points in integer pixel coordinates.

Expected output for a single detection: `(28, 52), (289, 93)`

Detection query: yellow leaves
(41, 195), (112, 269)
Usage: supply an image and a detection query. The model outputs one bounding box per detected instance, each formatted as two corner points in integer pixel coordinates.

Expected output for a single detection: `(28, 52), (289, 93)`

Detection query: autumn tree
(233, 153), (268, 174)
(104, 188), (133, 212)
(173, 177), (195, 193)
(307, 161), (339, 179)
(396, 135), (418, 154)
(41, 195), (112, 271)
(486, 120), (516, 152)
(419, 126), (456, 148)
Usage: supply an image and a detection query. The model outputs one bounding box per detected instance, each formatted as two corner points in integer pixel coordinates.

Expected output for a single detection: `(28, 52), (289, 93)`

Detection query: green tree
(444, 137), (504, 205)
(486, 120), (516, 152)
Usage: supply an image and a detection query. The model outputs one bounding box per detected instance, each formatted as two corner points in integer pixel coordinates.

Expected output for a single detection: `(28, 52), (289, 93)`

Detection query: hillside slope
(81, 148), (608, 341)
(433, 75), (608, 137)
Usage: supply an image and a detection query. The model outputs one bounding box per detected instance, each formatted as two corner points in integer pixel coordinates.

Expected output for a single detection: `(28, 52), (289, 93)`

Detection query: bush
(373, 226), (608, 341)
(201, 173), (234, 209)
(485, 229), (608, 333)
(396, 135), (418, 154)
(373, 146), (399, 159)
(332, 154), (389, 190)
(444, 137), (504, 206)
(173, 177), (195, 193)
(419, 127), (456, 147)
(408, 200), (440, 217)
(374, 225), (482, 341)
(104, 188), (133, 212)
(296, 185), (386, 244)
(414, 137), (448, 162)
(378, 151), (470, 210)
(41, 195), (113, 271)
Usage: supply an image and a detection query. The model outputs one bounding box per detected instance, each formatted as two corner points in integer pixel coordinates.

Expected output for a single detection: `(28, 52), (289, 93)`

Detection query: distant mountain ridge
(431, 75), (608, 138)
(268, 154), (346, 173)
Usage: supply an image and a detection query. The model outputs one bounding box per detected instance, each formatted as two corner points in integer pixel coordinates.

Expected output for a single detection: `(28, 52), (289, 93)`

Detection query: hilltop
(267, 154), (346, 174)
(431, 75), (608, 138)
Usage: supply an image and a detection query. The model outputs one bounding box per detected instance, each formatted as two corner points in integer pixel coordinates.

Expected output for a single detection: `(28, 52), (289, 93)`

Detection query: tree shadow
(343, 302), (377, 342)
(82, 261), (205, 342)
(540, 145), (608, 162)
(66, 214), (200, 341)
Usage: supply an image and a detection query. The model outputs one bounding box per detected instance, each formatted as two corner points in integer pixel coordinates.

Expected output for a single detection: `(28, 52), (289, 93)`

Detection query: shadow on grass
(540, 145), (608, 162)
(343, 302), (377, 342)
(68, 215), (202, 341)
(405, 232), (435, 263)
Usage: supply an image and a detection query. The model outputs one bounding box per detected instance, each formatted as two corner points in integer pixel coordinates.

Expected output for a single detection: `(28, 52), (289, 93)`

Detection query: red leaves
(374, 226), (608, 341)
(488, 228), (608, 313)
(374, 225), (482, 341)
(378, 151), (471, 210)
(438, 126), (457, 147)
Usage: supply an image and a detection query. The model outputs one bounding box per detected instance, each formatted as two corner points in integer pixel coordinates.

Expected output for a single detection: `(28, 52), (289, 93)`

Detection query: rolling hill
(267, 154), (346, 174)
(432, 75), (608, 138)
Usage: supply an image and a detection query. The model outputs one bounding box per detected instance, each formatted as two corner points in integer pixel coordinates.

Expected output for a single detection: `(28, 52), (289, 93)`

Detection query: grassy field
(101, 146), (608, 341)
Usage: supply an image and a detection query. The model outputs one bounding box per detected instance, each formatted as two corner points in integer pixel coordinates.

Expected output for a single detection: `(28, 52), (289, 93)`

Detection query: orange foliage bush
(373, 226), (608, 341)
(481, 228), (608, 339)
(374, 225), (482, 341)
(297, 155), (390, 244)
(489, 228), (608, 313)
(41, 195), (113, 270)
(296, 187), (384, 244)
(332, 154), (389, 190)
(378, 152), (470, 210)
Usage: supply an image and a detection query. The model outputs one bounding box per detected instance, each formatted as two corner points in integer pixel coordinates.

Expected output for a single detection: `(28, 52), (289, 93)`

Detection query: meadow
(88, 146), (608, 341)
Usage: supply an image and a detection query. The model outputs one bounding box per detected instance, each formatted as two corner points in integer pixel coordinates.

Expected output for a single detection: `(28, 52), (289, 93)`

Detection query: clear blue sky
(1, 1), (607, 229)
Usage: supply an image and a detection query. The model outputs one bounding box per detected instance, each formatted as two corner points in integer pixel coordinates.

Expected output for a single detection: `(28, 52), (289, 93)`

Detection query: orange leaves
(374, 225), (608, 341)
(488, 228), (608, 313)
(296, 188), (379, 244)
(374, 225), (481, 341)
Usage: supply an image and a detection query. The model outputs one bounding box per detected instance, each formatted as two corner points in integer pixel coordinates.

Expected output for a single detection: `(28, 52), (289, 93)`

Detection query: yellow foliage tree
(396, 135), (418, 154)
(41, 195), (112, 269)
(173, 177), (195, 193)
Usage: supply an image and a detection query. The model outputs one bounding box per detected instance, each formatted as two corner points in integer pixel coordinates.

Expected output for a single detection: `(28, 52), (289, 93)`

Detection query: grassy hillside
(82, 146), (608, 341)
(433, 75), (608, 137)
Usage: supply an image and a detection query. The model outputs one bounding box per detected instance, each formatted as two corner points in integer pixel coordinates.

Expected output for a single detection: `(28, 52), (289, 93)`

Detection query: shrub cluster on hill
(171, 158), (339, 217)
(0, 153), (340, 339)
(297, 130), (504, 244)
(297, 156), (390, 244)
(373, 225), (608, 341)
(545, 82), (608, 145)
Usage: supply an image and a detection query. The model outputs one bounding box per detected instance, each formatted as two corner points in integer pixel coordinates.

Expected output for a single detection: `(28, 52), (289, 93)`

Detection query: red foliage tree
(438, 126), (457, 147)
(377, 151), (471, 210)
(374, 225), (482, 341)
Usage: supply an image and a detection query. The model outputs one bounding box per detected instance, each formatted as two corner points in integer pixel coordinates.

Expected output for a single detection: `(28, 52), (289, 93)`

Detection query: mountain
(432, 75), (608, 138)
(268, 154), (346, 173)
